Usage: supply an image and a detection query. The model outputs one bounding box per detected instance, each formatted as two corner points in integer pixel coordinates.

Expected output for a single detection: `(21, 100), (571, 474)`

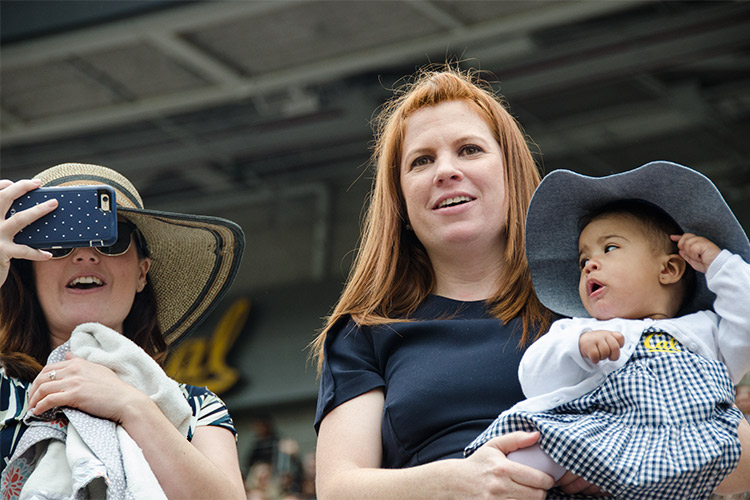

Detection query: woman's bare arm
(28, 357), (245, 499)
(315, 389), (554, 500)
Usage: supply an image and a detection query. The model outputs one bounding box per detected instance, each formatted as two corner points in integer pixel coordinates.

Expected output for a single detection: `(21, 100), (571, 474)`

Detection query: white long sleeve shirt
(511, 250), (750, 413)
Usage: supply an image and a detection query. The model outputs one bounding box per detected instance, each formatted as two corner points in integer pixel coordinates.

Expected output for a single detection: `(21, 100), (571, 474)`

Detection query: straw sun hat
(34, 163), (245, 345)
(525, 160), (750, 319)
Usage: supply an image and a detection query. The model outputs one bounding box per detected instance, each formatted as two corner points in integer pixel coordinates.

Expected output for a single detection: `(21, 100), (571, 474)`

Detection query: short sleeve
(180, 384), (237, 440)
(1, 368), (30, 469)
(314, 318), (386, 433)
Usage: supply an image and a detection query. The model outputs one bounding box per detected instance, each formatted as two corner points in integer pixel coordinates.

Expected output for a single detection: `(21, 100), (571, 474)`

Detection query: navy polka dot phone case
(8, 185), (118, 249)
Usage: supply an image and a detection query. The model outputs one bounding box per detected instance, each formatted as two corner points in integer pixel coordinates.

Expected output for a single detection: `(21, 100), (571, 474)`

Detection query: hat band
(42, 174), (143, 209)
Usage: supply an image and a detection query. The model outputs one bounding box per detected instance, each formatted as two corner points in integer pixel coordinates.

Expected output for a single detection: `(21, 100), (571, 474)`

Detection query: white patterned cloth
(0, 323), (191, 500)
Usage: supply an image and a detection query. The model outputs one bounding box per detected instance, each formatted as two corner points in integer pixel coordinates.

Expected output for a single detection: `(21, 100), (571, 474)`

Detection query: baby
(466, 161), (750, 499)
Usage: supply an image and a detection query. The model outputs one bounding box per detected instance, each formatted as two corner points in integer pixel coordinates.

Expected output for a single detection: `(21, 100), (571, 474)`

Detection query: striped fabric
(1, 367), (236, 472)
(0, 371), (28, 473)
(180, 383), (237, 441)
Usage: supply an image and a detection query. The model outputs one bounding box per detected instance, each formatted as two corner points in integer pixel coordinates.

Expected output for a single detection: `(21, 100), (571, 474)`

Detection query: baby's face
(578, 214), (671, 320)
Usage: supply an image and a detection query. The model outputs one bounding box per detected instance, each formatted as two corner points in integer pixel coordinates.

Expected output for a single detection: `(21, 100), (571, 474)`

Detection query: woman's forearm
(317, 459), (470, 500)
(316, 432), (554, 500)
(28, 357), (245, 499)
(120, 395), (245, 499)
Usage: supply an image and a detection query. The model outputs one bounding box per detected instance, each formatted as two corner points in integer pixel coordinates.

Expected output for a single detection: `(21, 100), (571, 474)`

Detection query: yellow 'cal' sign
(165, 297), (250, 394)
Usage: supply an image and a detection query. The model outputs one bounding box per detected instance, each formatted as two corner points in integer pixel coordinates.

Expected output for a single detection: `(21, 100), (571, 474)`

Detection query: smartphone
(7, 185), (118, 249)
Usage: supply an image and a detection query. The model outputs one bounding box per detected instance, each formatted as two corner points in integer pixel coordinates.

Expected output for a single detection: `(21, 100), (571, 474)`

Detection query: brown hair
(0, 242), (166, 383)
(311, 65), (550, 374)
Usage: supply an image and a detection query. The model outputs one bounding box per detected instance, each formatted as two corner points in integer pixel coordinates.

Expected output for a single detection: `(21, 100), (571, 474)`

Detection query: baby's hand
(579, 330), (624, 364)
(671, 233), (721, 274)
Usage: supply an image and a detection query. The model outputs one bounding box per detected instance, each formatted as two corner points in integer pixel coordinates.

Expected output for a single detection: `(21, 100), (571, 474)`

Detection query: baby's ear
(659, 254), (686, 285)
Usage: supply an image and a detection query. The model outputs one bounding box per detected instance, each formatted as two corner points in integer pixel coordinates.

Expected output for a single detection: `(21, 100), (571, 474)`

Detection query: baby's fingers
(671, 233), (720, 272)
(605, 335), (622, 361)
(613, 331), (625, 346)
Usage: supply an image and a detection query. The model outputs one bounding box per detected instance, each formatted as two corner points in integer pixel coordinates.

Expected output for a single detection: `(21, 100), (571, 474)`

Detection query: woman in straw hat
(310, 66), (604, 499)
(0, 163), (246, 498)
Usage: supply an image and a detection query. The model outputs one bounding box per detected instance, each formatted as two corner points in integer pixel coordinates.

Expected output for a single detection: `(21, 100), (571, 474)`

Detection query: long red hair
(311, 65), (550, 374)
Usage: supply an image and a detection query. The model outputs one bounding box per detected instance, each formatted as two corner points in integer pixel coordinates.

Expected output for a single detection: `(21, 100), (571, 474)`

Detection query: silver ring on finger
(48, 370), (56, 380)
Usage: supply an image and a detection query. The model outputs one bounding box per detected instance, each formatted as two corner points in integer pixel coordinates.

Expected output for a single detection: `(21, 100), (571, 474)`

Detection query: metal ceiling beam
(147, 32), (244, 87)
(406, 0), (465, 30)
(532, 105), (699, 156)
(0, 0), (647, 147)
(497, 11), (750, 98)
(0, 108), (23, 131)
(0, 1), (300, 65)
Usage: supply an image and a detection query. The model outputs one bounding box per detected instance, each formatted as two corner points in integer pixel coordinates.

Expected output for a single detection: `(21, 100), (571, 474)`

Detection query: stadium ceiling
(1, 0), (749, 226)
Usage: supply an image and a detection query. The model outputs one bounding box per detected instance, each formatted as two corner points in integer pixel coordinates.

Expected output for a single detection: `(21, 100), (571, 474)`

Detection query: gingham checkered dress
(467, 328), (742, 500)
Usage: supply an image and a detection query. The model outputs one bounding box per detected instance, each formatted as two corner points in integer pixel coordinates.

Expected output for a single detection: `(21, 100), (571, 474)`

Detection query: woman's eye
(460, 144), (483, 156)
(410, 156), (432, 169)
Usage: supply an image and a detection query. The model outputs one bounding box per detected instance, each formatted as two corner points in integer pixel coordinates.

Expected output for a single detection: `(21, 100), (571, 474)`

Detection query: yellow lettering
(644, 333), (656, 351)
(643, 332), (681, 353)
(165, 297), (251, 394)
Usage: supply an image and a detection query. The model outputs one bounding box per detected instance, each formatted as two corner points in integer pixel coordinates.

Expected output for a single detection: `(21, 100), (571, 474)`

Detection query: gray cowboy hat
(526, 160), (750, 318)
(34, 163), (245, 345)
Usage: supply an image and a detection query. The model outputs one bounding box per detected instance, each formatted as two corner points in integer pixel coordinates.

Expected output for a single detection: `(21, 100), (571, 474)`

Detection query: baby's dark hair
(579, 199), (696, 311)
(580, 200), (680, 254)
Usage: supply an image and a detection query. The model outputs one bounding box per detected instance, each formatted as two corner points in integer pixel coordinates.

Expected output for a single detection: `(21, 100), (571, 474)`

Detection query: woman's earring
(405, 222), (412, 231)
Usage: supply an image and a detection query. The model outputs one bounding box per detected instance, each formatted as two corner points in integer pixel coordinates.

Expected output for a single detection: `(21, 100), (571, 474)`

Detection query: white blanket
(1, 322), (192, 500)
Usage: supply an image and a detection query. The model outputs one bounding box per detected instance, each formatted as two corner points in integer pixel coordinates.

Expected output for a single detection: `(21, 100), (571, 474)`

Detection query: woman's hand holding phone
(7, 184), (117, 250)
(0, 179), (59, 285)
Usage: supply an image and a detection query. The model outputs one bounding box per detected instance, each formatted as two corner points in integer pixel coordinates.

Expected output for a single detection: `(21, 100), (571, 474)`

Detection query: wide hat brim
(34, 163), (245, 345)
(526, 160), (750, 318)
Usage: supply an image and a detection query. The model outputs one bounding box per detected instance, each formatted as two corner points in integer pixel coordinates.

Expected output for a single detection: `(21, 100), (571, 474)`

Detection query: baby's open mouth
(588, 281), (603, 295)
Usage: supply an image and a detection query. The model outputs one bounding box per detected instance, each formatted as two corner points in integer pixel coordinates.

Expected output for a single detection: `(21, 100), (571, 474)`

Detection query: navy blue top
(314, 295), (529, 468)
